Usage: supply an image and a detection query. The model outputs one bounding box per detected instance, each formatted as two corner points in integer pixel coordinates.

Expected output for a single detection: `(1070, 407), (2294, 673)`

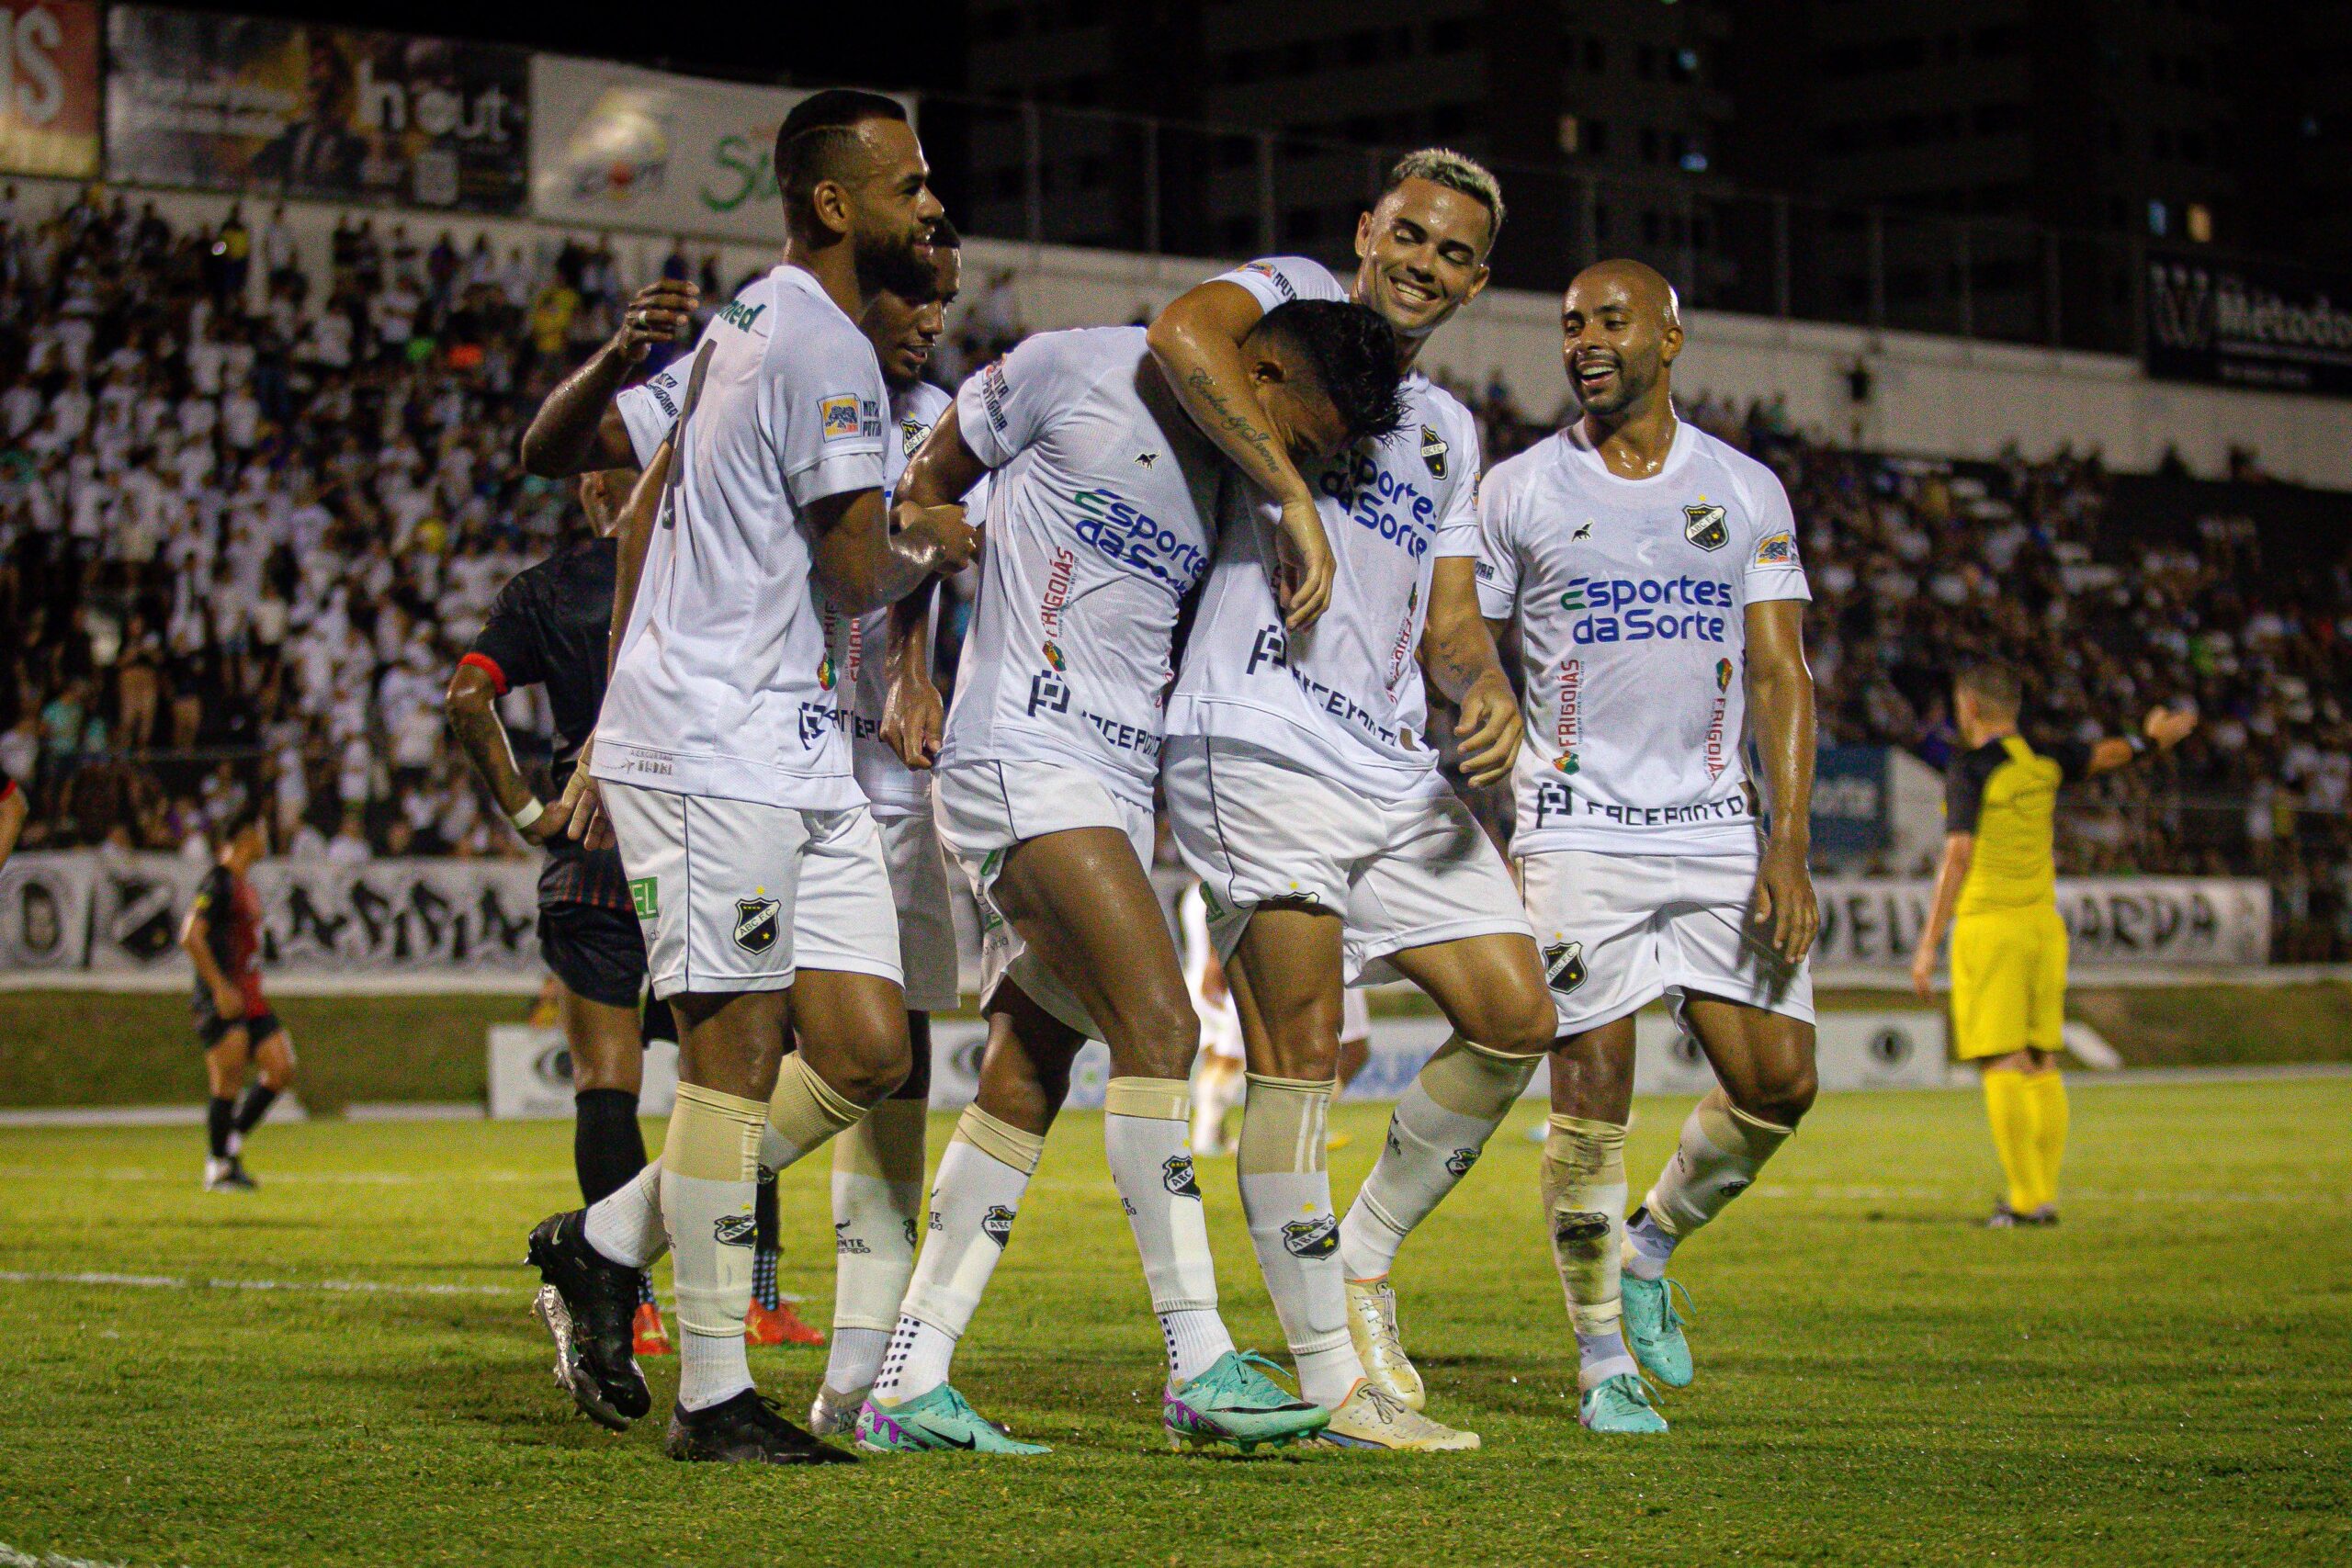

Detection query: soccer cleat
(632, 1302), (674, 1358)
(666, 1389), (856, 1465)
(526, 1211), (651, 1429)
(1163, 1351), (1329, 1452)
(1984, 1203), (2023, 1229)
(1346, 1278), (1426, 1411)
(202, 1156), (257, 1192)
(1579, 1372), (1669, 1434)
(855, 1383), (1050, 1455)
(2023, 1204), (2060, 1227)
(1317, 1379), (1479, 1450)
(1621, 1275), (1694, 1388)
(745, 1300), (826, 1348)
(808, 1382), (869, 1438)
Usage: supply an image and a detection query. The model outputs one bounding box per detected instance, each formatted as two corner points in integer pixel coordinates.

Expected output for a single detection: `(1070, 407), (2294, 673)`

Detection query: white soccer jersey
(1164, 254), (1483, 804)
(839, 379), (990, 819)
(1476, 421), (1811, 856)
(597, 265), (887, 809)
(936, 326), (1223, 806)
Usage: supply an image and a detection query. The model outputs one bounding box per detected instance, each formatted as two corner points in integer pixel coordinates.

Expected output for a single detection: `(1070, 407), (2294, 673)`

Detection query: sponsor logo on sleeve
(1754, 529), (1798, 567)
(1684, 502), (1729, 551)
(820, 395), (864, 442)
(1238, 260), (1296, 300)
(979, 358), (1011, 433)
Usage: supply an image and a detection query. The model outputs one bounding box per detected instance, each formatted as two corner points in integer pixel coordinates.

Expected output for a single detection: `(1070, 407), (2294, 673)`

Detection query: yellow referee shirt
(1943, 733), (2090, 1057)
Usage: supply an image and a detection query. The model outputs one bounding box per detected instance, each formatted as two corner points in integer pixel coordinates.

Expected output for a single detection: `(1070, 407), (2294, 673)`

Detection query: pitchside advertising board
(105, 6), (530, 211)
(528, 57), (915, 242)
(0, 0), (99, 177)
(2146, 250), (2352, 398)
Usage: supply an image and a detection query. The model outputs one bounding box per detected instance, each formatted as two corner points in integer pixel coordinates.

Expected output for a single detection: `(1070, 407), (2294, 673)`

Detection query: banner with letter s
(1814, 876), (2271, 971)
(0, 0), (100, 177)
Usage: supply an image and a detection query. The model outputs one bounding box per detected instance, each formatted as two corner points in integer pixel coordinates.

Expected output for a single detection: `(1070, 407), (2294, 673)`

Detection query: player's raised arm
(1148, 279), (1334, 628)
(519, 280), (699, 478)
(2076, 705), (2199, 777)
(1745, 598), (1819, 964)
(1421, 557), (1520, 788)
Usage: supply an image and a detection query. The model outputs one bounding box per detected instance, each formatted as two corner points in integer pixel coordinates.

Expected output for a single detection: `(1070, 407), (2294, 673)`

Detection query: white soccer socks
(1104, 1076), (1235, 1384)
(874, 1104), (1044, 1405)
(760, 1052), (867, 1172)
(1339, 1036), (1543, 1282)
(1542, 1114), (1638, 1389)
(1625, 1088), (1794, 1280)
(1238, 1074), (1363, 1408)
(582, 1162), (669, 1269)
(659, 1082), (765, 1411)
(824, 1098), (928, 1395)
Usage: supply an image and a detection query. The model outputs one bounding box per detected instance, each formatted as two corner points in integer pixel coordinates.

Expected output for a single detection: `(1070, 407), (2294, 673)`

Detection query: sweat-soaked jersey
(1163, 254), (1483, 804)
(1476, 421), (1809, 857)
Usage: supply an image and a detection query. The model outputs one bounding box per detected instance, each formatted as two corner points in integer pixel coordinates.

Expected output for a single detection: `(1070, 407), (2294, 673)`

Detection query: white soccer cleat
(1316, 1379), (1478, 1451)
(1345, 1277), (1426, 1411)
(808, 1382), (868, 1438)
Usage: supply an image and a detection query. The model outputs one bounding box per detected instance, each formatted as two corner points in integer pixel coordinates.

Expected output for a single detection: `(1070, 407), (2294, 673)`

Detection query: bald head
(1561, 257), (1685, 420)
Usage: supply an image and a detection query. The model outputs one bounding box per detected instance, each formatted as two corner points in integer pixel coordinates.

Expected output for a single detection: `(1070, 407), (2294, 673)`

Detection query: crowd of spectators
(2, 190), (2345, 955)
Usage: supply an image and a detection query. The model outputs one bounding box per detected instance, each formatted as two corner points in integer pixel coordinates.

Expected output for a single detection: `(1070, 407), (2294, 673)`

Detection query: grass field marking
(0, 1165), (556, 1187)
(0, 1269), (518, 1300)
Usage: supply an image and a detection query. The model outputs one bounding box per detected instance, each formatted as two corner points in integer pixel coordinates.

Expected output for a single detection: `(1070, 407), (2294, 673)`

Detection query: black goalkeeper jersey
(464, 536), (629, 912)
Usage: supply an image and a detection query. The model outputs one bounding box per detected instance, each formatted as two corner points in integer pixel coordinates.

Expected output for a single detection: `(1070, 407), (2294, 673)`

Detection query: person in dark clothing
(181, 807), (296, 1192)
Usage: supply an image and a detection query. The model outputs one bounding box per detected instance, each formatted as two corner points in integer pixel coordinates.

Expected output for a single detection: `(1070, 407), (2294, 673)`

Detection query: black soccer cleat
(666, 1389), (858, 1465)
(203, 1156), (257, 1192)
(526, 1211), (651, 1429)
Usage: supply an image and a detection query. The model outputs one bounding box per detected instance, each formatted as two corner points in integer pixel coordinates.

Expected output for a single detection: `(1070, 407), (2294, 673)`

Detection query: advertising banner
(1815, 875), (2271, 971)
(2146, 250), (2352, 398)
(0, 851), (93, 969)
(105, 6), (529, 211)
(530, 57), (912, 242)
(0, 0), (100, 177)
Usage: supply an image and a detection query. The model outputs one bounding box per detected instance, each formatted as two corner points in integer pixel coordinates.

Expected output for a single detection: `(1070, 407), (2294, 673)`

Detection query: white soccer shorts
(1162, 737), (1532, 986)
(933, 758), (1155, 1042)
(603, 780), (902, 1001)
(876, 807), (962, 1014)
(1517, 846), (1815, 1035)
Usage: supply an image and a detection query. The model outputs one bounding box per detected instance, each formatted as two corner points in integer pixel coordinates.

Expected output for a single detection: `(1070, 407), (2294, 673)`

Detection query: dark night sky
(166, 1), (971, 96)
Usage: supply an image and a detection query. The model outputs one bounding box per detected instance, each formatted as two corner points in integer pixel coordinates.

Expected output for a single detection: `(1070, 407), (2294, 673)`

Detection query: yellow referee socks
(2024, 1069), (2068, 1210)
(1981, 1068), (2044, 1215)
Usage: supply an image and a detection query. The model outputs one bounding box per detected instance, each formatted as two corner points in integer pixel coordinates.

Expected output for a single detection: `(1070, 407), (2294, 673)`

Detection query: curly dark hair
(1250, 299), (1408, 445)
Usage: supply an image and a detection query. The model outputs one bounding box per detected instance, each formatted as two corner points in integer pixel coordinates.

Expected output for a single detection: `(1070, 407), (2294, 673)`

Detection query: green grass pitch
(2, 1080), (2346, 1566)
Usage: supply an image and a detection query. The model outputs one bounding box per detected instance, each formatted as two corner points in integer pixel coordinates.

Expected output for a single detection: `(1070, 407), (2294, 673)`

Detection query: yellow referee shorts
(1950, 905), (2067, 1060)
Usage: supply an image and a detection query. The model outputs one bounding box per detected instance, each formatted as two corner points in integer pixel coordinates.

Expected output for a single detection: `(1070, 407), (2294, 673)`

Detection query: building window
(2185, 203), (2212, 243)
(2147, 199), (2169, 237)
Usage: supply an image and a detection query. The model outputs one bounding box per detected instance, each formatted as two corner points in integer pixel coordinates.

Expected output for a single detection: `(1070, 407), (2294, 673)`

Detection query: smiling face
(839, 118), (946, 299)
(1351, 177), (1494, 342)
(1560, 261), (1682, 418)
(862, 244), (961, 389)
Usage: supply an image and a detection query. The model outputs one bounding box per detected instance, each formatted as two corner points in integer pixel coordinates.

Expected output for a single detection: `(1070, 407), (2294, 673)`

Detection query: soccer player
(0, 775), (25, 868)
(1148, 150), (1555, 1448)
(181, 807), (296, 1193)
(857, 299), (1403, 1455)
(517, 90), (974, 1466)
(445, 461), (676, 1357)
(1909, 663), (2196, 1227)
(800, 220), (989, 1435)
(1474, 260), (1822, 1434)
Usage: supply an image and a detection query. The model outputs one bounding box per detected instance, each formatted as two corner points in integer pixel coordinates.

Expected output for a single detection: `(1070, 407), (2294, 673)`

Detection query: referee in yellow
(1909, 662), (2197, 1226)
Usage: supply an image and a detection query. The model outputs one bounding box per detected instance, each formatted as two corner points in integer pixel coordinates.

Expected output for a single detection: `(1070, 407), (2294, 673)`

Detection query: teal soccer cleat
(1579, 1372), (1669, 1434)
(854, 1383), (1051, 1455)
(1163, 1351), (1330, 1452)
(1621, 1275), (1695, 1387)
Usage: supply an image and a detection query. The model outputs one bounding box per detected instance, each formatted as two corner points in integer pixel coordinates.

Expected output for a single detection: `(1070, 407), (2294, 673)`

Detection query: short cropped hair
(214, 803), (266, 850)
(775, 89), (909, 224)
(1251, 300), (1407, 445)
(1957, 660), (2024, 715)
(1384, 147), (1505, 244)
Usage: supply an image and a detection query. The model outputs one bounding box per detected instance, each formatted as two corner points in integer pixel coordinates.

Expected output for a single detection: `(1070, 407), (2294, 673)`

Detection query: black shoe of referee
(667, 1389), (858, 1465)
(526, 1211), (651, 1429)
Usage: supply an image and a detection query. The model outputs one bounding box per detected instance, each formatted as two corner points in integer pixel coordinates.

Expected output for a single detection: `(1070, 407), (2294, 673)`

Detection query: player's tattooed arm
(1149, 281), (1333, 628)
(1745, 598), (1819, 964)
(1421, 558), (1521, 788)
(520, 279), (698, 477)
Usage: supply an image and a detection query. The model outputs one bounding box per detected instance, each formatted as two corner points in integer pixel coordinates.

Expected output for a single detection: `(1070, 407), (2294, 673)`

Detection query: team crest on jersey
(733, 896), (781, 953)
(1544, 940), (1589, 995)
(1684, 502), (1728, 551)
(820, 395), (863, 441)
(1716, 658), (1734, 692)
(900, 415), (930, 457)
(1282, 1215), (1340, 1258)
(1419, 425), (1449, 480)
(1754, 529), (1798, 567)
(1162, 1154), (1202, 1198)
(981, 1204), (1017, 1247)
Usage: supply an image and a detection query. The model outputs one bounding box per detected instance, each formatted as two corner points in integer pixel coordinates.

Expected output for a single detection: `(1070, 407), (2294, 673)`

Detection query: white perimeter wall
(22, 175), (2350, 489)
